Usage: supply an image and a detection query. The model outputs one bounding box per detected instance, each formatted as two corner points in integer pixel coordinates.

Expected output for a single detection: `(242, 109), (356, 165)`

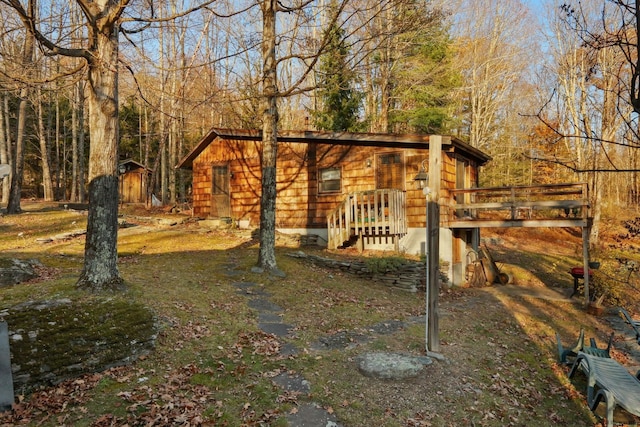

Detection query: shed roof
(119, 158), (152, 172)
(176, 128), (492, 170)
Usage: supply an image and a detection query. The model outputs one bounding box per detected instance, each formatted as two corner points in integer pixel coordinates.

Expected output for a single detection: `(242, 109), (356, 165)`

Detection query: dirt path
(483, 283), (574, 302)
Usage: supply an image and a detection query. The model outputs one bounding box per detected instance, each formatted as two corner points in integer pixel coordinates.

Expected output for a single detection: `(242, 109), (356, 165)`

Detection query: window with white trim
(318, 167), (341, 193)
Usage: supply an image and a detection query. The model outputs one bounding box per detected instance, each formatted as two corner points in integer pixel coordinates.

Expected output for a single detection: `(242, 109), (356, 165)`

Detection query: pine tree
(312, 17), (362, 132)
(390, 10), (459, 134)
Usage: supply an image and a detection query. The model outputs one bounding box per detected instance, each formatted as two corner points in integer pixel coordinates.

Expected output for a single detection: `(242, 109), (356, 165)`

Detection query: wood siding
(119, 167), (147, 203)
(188, 134), (482, 229)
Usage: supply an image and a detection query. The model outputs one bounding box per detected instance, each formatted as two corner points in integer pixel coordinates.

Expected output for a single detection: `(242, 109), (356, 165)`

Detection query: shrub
(364, 256), (409, 274)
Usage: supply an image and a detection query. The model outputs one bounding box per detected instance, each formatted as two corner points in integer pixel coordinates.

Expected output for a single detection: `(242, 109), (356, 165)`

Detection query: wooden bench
(569, 351), (640, 426)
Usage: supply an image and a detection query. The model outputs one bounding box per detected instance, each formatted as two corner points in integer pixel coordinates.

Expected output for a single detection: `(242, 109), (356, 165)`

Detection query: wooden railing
(327, 189), (407, 250)
(447, 183), (590, 228)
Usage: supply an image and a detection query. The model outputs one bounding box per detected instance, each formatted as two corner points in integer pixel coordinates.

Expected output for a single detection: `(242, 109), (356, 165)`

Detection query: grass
(1, 202), (639, 425)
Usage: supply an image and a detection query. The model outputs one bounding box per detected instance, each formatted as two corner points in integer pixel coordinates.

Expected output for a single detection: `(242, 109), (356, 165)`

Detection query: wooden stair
(327, 189), (407, 250)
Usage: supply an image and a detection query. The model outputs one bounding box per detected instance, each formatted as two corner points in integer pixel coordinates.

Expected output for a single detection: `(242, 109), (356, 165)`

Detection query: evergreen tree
(312, 18), (362, 132)
(389, 7), (459, 134)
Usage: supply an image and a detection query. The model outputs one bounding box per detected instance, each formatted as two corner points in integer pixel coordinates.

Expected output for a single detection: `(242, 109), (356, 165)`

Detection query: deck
(446, 183), (590, 229)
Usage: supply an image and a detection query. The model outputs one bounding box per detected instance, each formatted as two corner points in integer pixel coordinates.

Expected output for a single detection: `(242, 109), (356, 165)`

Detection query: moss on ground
(3, 298), (156, 393)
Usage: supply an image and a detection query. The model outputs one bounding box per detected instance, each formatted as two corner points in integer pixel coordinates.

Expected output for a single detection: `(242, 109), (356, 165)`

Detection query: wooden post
(426, 135), (443, 353)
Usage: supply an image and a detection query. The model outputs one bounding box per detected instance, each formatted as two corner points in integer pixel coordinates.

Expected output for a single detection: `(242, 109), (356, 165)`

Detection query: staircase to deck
(327, 189), (407, 250)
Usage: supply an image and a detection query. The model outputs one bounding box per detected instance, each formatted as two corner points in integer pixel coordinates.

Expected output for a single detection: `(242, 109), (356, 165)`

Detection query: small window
(319, 167), (341, 193)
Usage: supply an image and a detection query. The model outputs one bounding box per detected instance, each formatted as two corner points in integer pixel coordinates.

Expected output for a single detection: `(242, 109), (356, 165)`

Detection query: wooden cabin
(176, 128), (492, 286)
(118, 159), (151, 204)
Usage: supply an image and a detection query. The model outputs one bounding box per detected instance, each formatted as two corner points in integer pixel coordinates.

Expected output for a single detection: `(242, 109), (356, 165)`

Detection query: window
(376, 152), (404, 190)
(319, 167), (341, 193)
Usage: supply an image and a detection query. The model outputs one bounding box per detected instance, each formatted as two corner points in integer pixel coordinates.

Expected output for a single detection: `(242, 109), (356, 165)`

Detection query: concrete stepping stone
(273, 372), (310, 394)
(247, 298), (283, 313)
(259, 322), (294, 338)
(232, 281), (271, 297)
(310, 330), (370, 351)
(286, 402), (342, 427)
(279, 342), (299, 357)
(232, 281), (256, 291)
(366, 320), (406, 335)
(258, 312), (283, 323)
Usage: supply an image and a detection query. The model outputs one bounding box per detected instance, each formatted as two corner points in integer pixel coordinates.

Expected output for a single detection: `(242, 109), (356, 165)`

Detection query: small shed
(118, 159), (151, 204)
(176, 128), (492, 286)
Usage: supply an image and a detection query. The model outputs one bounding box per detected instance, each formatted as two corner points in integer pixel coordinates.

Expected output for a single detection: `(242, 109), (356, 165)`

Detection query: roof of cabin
(176, 128), (492, 170)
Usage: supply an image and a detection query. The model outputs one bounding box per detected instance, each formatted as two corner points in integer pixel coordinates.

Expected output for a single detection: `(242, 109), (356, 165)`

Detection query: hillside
(0, 203), (639, 426)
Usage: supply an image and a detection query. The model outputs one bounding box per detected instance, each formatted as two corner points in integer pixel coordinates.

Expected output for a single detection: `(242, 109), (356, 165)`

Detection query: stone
(247, 298), (283, 313)
(0, 259), (39, 287)
(279, 342), (299, 357)
(356, 352), (431, 380)
(5, 299), (156, 394)
(272, 372), (311, 394)
(269, 268), (287, 278)
(258, 312), (283, 323)
(258, 322), (293, 338)
(286, 402), (342, 427)
(311, 330), (370, 351)
(367, 320), (406, 335)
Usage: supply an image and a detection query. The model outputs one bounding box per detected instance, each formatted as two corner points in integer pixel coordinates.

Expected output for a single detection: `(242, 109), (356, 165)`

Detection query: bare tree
(1, 0), (220, 290)
(536, 0), (635, 246)
(0, 0), (129, 290)
(257, 0), (279, 272)
(35, 86), (54, 200)
(448, 0), (534, 152)
(5, 0), (35, 214)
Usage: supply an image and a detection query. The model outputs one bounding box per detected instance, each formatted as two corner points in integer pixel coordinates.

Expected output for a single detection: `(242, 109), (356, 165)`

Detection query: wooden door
(455, 158), (468, 218)
(211, 165), (230, 218)
(376, 152), (404, 190)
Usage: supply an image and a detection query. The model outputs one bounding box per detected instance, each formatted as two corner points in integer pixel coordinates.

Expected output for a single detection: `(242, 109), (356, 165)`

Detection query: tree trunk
(37, 88), (54, 201)
(7, 87), (29, 214)
(7, 4), (35, 213)
(0, 93), (9, 204)
(71, 83), (79, 201)
(77, 80), (86, 203)
(76, 24), (124, 291)
(257, 0), (279, 272)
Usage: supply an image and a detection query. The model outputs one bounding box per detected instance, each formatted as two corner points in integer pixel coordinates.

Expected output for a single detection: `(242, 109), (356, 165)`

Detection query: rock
(0, 259), (39, 287)
(4, 299), (157, 394)
(356, 352), (431, 380)
(269, 268), (286, 278)
(272, 372), (311, 394)
(286, 402), (342, 427)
